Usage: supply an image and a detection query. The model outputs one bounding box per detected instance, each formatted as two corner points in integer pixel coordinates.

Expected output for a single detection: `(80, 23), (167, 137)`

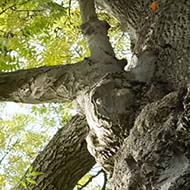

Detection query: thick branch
(0, 59), (123, 104)
(78, 0), (97, 23)
(79, 0), (116, 62)
(17, 115), (95, 190)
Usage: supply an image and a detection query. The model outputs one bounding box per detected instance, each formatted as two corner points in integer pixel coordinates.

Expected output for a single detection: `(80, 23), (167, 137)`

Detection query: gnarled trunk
(93, 0), (190, 189)
(1, 0), (190, 189)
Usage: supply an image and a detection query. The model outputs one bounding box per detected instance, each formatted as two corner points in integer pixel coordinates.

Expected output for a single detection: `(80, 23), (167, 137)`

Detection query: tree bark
(112, 89), (190, 189)
(0, 59), (123, 104)
(1, 0), (190, 189)
(16, 115), (95, 190)
(96, 0), (190, 90)
(94, 0), (190, 189)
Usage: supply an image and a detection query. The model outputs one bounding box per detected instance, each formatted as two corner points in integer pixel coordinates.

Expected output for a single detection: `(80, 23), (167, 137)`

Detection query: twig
(13, 9), (44, 12)
(0, 138), (20, 165)
(68, 0), (72, 16)
(0, 0), (31, 15)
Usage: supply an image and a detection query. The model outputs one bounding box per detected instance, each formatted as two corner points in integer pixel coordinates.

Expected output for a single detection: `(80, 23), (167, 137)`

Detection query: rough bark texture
(96, 0), (190, 90)
(93, 0), (190, 189)
(0, 60), (124, 104)
(1, 0), (190, 189)
(84, 72), (169, 173)
(112, 89), (190, 189)
(17, 115), (95, 190)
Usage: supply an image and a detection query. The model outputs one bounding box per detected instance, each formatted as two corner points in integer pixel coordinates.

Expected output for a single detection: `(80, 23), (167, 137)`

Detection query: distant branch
(102, 170), (107, 190)
(0, 0), (31, 15)
(13, 9), (44, 12)
(0, 138), (20, 165)
(78, 0), (97, 23)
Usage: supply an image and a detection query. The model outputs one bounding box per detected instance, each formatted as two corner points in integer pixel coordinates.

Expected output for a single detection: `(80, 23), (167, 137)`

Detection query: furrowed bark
(112, 88), (190, 189)
(92, 0), (190, 189)
(17, 115), (95, 190)
(76, 0), (130, 173)
(96, 0), (190, 90)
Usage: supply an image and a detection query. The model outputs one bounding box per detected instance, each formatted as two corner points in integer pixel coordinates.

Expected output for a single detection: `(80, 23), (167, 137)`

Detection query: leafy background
(0, 0), (131, 189)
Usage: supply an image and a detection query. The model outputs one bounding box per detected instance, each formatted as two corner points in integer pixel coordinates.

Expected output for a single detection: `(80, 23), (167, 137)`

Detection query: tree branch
(0, 59), (123, 104)
(17, 115), (95, 190)
(0, 0), (31, 15)
(79, 0), (116, 62)
(78, 0), (97, 23)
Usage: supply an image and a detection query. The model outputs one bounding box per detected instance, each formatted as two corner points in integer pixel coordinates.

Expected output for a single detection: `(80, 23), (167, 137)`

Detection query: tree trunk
(1, 0), (190, 189)
(17, 115), (95, 190)
(94, 0), (190, 189)
(112, 90), (190, 189)
(96, 0), (190, 90)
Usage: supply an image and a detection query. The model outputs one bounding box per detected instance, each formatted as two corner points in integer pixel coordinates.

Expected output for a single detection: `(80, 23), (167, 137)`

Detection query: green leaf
(30, 171), (44, 177)
(20, 181), (27, 188)
(28, 166), (33, 173)
(26, 177), (37, 185)
(77, 174), (92, 187)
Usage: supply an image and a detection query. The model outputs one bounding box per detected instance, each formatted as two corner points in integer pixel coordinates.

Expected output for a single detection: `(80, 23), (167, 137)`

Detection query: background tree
(1, 0), (190, 190)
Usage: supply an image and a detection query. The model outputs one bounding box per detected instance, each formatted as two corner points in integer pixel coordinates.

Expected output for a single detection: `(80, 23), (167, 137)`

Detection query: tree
(1, 0), (190, 189)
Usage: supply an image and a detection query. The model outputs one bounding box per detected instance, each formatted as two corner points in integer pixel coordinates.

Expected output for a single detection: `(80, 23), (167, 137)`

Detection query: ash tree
(1, 0), (190, 189)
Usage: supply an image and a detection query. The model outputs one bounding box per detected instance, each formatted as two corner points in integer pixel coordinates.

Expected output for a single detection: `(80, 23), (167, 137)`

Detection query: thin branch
(13, 9), (45, 12)
(68, 0), (72, 16)
(0, 138), (20, 166)
(101, 170), (107, 190)
(0, 0), (31, 15)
